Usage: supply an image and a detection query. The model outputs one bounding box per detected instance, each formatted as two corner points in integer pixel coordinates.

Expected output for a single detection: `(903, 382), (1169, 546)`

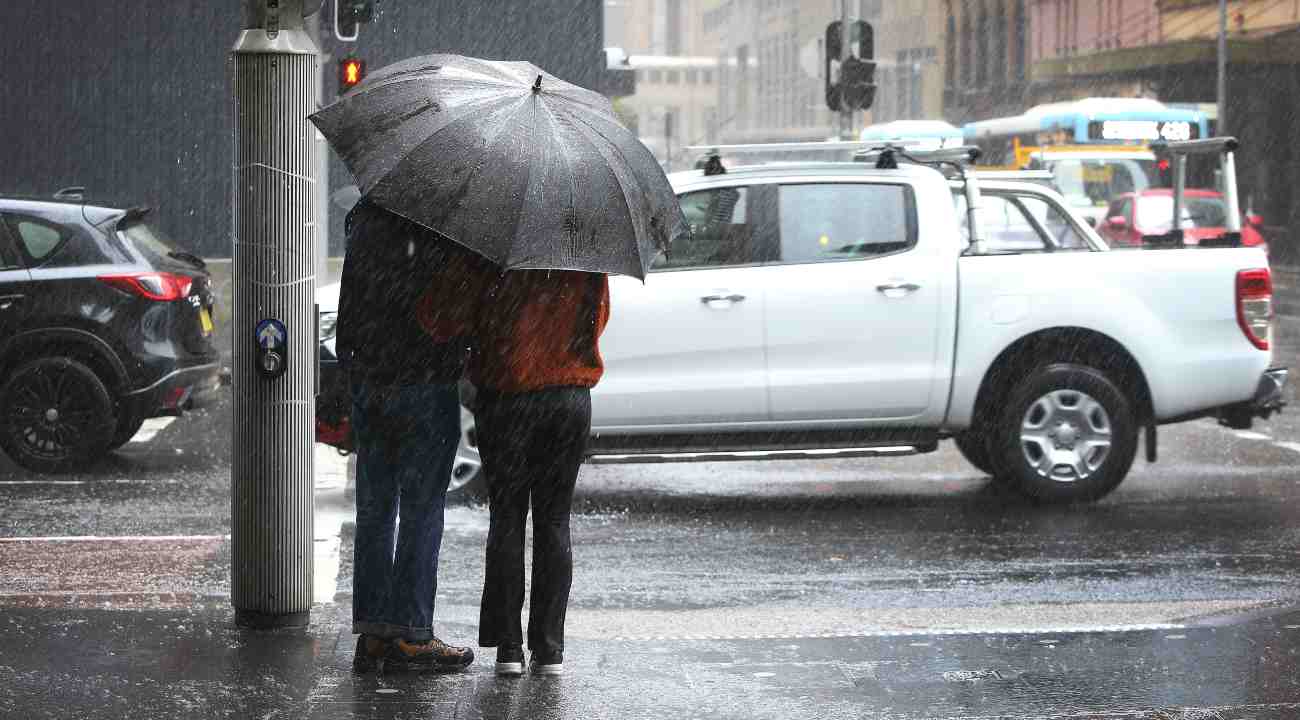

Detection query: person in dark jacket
(469, 269), (611, 677)
(338, 200), (490, 672)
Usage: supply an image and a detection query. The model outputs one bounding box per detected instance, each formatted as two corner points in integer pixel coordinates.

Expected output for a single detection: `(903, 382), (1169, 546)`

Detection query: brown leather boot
(384, 636), (475, 672)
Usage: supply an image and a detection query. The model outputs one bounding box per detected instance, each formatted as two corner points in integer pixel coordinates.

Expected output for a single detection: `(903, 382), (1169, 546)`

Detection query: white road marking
(1233, 430), (1272, 441)
(131, 416), (177, 443)
(0, 480), (88, 486)
(0, 534), (229, 543)
(1275, 441), (1300, 455)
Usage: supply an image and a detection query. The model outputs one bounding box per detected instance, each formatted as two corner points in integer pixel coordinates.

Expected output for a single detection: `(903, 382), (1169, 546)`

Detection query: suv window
(1, 212), (118, 267)
(776, 183), (915, 263)
(10, 216), (65, 262)
(655, 186), (760, 270)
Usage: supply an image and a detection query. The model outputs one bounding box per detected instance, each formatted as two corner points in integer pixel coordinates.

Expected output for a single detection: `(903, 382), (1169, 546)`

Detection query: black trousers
(475, 387), (591, 657)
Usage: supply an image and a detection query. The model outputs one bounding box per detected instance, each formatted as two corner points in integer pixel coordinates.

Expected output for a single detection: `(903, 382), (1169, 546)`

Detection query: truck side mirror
(1106, 216), (1128, 230)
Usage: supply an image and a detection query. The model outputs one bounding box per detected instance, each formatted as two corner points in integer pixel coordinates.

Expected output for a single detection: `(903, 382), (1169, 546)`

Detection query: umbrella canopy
(310, 54), (686, 280)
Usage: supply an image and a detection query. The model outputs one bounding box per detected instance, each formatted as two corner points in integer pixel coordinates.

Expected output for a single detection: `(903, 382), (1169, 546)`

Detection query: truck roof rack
(53, 186), (85, 201)
(1146, 136), (1243, 247)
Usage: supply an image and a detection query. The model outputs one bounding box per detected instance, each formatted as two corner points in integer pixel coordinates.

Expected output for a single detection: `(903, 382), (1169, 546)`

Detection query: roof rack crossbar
(1150, 136), (1239, 156)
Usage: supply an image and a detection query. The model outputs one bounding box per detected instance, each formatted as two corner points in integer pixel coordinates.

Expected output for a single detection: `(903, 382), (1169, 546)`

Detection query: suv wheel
(953, 430), (994, 476)
(107, 411), (147, 451)
(0, 357), (117, 473)
(989, 363), (1138, 504)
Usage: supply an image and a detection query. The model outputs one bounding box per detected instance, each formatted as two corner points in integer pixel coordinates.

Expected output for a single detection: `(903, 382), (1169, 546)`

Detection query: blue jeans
(349, 378), (460, 641)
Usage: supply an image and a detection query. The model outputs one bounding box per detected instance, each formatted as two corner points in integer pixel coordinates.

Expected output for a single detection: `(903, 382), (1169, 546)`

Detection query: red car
(1099, 189), (1268, 251)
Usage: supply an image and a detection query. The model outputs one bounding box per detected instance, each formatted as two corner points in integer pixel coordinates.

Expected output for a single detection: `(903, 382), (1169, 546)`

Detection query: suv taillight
(98, 272), (193, 301)
(1236, 268), (1272, 351)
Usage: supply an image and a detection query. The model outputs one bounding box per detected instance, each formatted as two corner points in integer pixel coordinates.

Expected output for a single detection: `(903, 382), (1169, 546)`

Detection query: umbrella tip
(533, 75), (543, 93)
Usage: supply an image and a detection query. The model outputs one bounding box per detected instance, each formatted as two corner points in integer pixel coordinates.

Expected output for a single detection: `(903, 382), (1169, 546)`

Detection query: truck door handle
(0, 294), (22, 310)
(876, 282), (920, 297)
(700, 293), (746, 304)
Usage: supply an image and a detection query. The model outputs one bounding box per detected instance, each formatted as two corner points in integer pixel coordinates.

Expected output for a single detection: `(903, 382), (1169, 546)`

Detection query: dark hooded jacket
(336, 200), (492, 386)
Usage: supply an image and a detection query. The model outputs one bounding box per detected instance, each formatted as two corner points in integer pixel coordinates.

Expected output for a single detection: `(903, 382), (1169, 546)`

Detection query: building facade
(604, 0), (719, 168)
(942, 0), (1034, 124)
(868, 0), (948, 125)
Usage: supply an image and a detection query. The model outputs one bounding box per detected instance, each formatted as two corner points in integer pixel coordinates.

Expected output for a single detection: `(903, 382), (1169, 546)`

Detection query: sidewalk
(4, 594), (1300, 719)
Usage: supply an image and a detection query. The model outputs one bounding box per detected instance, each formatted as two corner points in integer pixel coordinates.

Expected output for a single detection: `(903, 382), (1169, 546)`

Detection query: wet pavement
(0, 316), (1297, 717)
(6, 600), (1300, 718)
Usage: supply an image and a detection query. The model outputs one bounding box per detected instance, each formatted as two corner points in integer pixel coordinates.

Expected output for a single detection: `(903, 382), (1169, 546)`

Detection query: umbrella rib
(496, 97), (539, 269)
(564, 111), (658, 266)
(531, 98), (581, 271)
(562, 112), (643, 263)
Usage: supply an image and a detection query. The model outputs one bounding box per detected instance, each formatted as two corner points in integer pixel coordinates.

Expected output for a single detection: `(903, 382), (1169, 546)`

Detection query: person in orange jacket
(467, 269), (610, 677)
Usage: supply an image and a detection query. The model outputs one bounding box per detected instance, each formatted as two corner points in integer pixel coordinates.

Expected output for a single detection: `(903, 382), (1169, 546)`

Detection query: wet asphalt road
(0, 318), (1297, 718)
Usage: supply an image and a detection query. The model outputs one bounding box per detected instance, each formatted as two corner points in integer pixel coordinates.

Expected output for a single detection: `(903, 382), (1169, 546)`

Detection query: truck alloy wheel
(0, 357), (117, 474)
(449, 404), (484, 500)
(991, 363), (1138, 504)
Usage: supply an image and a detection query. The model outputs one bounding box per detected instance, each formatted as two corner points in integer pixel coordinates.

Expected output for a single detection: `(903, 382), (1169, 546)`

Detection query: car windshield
(1045, 158), (1157, 210)
(1137, 196), (1228, 230)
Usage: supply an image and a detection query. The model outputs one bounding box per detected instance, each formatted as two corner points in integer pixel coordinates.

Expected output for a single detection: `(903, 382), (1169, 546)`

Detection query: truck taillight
(98, 272), (193, 301)
(1236, 268), (1272, 351)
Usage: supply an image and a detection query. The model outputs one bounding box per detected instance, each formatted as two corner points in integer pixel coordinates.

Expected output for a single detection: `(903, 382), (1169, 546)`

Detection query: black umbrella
(309, 54), (685, 280)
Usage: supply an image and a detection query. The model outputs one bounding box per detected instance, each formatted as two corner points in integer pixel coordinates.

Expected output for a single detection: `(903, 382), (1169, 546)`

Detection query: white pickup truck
(317, 141), (1287, 504)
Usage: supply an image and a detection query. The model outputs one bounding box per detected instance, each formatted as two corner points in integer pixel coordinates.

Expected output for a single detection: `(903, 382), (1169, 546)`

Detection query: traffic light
(335, 0), (376, 42)
(339, 57), (365, 94)
(825, 20), (876, 112)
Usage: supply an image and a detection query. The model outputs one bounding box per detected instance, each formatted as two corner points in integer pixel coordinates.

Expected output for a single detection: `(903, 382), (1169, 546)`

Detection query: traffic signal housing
(339, 57), (365, 94)
(335, 0), (376, 42)
(824, 20), (877, 112)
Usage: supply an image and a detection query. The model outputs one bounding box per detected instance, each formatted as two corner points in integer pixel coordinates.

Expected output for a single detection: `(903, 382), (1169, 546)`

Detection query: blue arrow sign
(255, 319), (286, 350)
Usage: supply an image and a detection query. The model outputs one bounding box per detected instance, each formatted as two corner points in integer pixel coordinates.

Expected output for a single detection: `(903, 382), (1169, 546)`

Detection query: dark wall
(0, 1), (604, 258)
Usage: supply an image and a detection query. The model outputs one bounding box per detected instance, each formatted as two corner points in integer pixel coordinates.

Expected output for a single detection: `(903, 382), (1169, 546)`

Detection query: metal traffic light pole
(231, 0), (320, 629)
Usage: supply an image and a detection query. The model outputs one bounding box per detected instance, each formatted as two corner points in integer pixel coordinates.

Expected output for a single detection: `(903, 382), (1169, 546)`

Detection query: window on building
(666, 0), (682, 55)
(648, 69), (663, 84)
(702, 69), (714, 84)
(993, 2), (1007, 87)
(685, 69), (698, 84)
(666, 70), (680, 84)
(961, 10), (973, 86)
(976, 1), (989, 87)
(1014, 0), (1027, 80)
(945, 13), (956, 90)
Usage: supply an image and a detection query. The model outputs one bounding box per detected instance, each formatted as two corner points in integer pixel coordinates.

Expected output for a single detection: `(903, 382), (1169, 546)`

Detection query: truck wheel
(989, 363), (1138, 504)
(953, 431), (995, 475)
(445, 404), (486, 503)
(0, 357), (117, 473)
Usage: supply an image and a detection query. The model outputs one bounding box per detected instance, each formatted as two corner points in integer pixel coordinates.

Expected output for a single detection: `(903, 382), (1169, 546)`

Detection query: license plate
(200, 308), (214, 335)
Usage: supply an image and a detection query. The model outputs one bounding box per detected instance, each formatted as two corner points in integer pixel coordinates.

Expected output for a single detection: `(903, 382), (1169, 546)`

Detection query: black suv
(0, 190), (222, 472)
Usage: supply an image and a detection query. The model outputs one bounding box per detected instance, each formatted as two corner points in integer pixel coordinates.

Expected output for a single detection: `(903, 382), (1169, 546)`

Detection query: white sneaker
(530, 658), (564, 676)
(495, 646), (524, 676)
